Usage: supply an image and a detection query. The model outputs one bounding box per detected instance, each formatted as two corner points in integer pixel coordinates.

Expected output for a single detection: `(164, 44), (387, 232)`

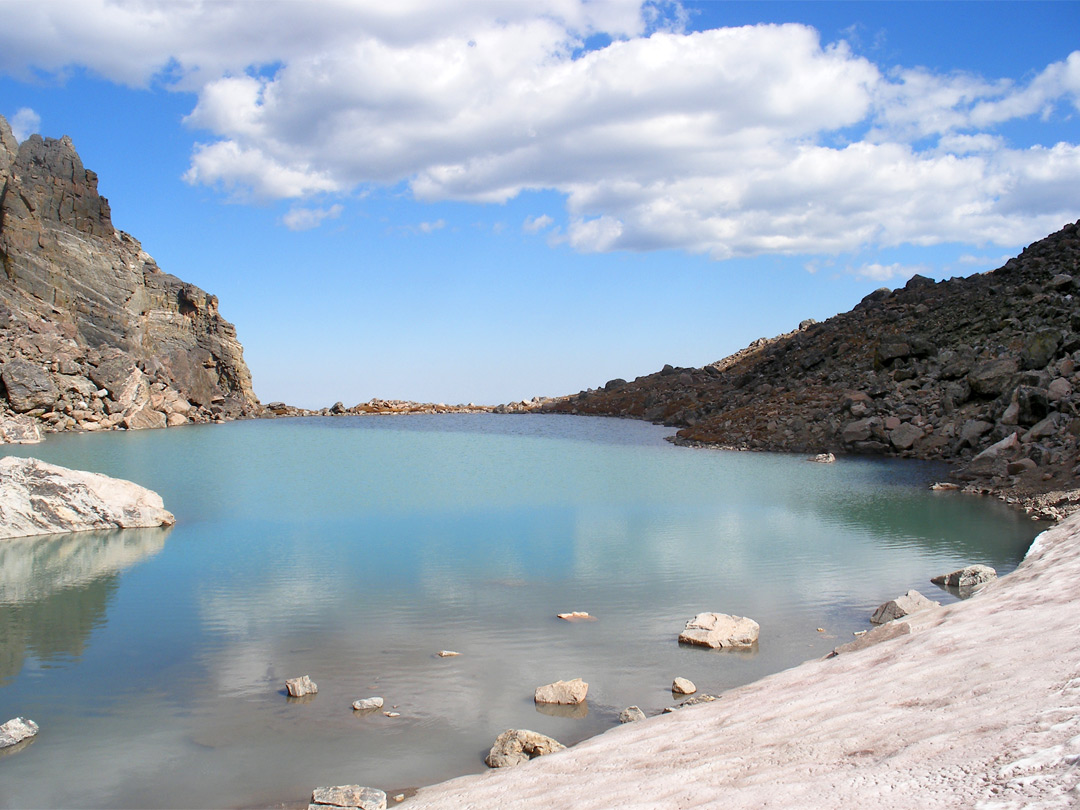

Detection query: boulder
(0, 457), (174, 540)
(965, 432), (1021, 476)
(959, 420), (994, 448)
(285, 675), (318, 697)
(931, 565), (997, 590)
(678, 612), (759, 649)
(310, 785), (386, 810)
(967, 358), (1018, 398)
(889, 423), (923, 451)
(869, 590), (940, 625)
(618, 706), (646, 723)
(0, 717), (38, 750)
(556, 611), (596, 621)
(809, 453), (836, 463)
(534, 678), (588, 705)
(123, 406), (168, 431)
(351, 697), (384, 711)
(435, 650), (460, 657)
(485, 729), (565, 768)
(841, 419), (873, 444)
(0, 416), (43, 444)
(1021, 329), (1060, 370)
(672, 677), (697, 695)
(1, 360), (59, 412)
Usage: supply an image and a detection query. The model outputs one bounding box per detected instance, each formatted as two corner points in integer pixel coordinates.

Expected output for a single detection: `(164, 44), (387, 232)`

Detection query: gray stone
(959, 420), (994, 447)
(618, 706), (646, 723)
(967, 358), (1018, 397)
(351, 697), (384, 711)
(1, 360), (59, 412)
(286, 675), (318, 697)
(870, 590), (940, 625)
(0, 717), (38, 750)
(678, 612), (759, 649)
(0, 456), (174, 540)
(534, 678), (588, 705)
(889, 422), (923, 450)
(485, 729), (565, 768)
(1047, 377), (1072, 401)
(310, 785), (386, 810)
(842, 419), (873, 444)
(1021, 330), (1060, 370)
(966, 432), (1021, 477)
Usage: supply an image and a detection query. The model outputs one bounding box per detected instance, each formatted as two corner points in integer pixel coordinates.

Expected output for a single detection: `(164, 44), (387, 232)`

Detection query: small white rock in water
(672, 677), (697, 695)
(383, 711), (401, 718)
(485, 729), (565, 768)
(931, 482), (961, 491)
(534, 678), (589, 705)
(286, 675), (317, 697)
(310, 785), (386, 810)
(619, 706), (646, 723)
(556, 611), (597, 621)
(809, 453), (836, 463)
(0, 717), (39, 749)
(679, 612), (759, 649)
(352, 697), (384, 711)
(435, 650), (460, 657)
(870, 590), (940, 625)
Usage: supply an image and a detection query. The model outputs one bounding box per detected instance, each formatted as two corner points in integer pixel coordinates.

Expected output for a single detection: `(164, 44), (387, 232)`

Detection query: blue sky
(1, 1), (1078, 408)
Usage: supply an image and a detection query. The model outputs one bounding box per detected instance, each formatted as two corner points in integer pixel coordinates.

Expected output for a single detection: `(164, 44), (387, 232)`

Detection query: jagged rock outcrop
(0, 114), (259, 436)
(543, 220), (1080, 512)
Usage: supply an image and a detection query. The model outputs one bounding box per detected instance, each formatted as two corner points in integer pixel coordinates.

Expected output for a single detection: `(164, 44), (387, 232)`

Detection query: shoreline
(398, 511), (1080, 809)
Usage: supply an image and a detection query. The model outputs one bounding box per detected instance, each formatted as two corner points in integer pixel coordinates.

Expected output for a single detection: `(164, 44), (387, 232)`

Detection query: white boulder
(0, 457), (174, 541)
(679, 613), (760, 649)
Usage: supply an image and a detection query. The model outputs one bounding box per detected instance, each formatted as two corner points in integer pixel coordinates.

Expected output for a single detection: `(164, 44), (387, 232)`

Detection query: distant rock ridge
(0, 114), (259, 436)
(542, 219), (1080, 519)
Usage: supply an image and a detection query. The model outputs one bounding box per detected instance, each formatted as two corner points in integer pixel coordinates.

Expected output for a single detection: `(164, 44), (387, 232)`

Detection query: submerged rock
(485, 729), (565, 768)
(678, 612), (759, 649)
(0, 457), (174, 540)
(0, 717), (38, 750)
(618, 706), (646, 723)
(351, 697), (384, 711)
(870, 590), (941, 625)
(286, 675), (318, 698)
(310, 785), (386, 809)
(931, 565), (998, 592)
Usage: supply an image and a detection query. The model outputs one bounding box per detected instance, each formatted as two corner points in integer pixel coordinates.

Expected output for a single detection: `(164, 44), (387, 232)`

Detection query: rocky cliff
(543, 220), (1080, 515)
(0, 114), (259, 433)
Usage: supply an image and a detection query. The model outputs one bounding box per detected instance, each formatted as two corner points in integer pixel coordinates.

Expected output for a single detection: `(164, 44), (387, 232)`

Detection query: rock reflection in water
(0, 526), (170, 683)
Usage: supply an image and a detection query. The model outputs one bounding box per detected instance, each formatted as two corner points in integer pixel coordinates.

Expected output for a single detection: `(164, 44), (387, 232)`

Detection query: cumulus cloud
(282, 203), (343, 231)
(9, 107), (40, 142)
(2, 1), (1078, 259)
(850, 262), (928, 283)
(523, 214), (554, 233)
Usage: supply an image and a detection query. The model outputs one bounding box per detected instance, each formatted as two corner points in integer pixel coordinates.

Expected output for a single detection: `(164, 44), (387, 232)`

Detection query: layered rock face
(0, 114), (259, 434)
(544, 220), (1080, 508)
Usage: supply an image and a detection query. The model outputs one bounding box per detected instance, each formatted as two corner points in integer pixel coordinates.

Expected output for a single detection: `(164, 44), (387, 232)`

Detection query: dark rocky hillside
(543, 219), (1080, 516)
(0, 114), (259, 433)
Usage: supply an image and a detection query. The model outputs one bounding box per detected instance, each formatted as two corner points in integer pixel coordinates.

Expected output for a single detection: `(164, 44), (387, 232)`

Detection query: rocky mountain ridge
(0, 114), (259, 433)
(542, 219), (1080, 518)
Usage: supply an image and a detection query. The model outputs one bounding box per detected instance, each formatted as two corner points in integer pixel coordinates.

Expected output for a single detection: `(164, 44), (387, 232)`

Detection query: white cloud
(9, 107), (40, 142)
(418, 219), (445, 233)
(523, 214), (554, 233)
(850, 262), (928, 283)
(282, 203), (343, 231)
(2, 2), (1078, 259)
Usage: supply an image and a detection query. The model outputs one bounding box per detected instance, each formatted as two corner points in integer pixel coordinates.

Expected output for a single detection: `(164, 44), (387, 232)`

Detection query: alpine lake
(0, 413), (1042, 809)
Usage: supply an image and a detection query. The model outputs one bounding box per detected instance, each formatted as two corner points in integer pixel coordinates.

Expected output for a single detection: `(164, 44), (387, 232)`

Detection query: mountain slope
(0, 114), (259, 432)
(544, 220), (1080, 510)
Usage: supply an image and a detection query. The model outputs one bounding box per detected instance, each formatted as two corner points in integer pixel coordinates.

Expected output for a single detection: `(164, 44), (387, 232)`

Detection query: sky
(0, 0), (1078, 408)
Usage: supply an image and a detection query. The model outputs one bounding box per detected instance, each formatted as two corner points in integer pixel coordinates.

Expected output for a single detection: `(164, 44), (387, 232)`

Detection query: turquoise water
(0, 414), (1041, 809)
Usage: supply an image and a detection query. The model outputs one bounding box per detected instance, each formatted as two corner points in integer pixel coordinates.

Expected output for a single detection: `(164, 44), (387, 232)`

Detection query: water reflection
(0, 527), (170, 683)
